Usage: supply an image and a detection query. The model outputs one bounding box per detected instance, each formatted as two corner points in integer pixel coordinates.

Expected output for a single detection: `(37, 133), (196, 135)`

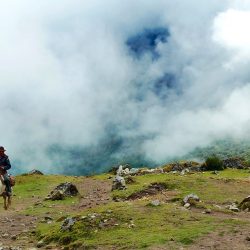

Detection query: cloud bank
(1, 0), (250, 174)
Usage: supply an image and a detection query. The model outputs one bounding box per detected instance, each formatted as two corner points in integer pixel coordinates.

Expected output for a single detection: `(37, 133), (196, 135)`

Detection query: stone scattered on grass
(238, 196), (250, 211)
(150, 200), (161, 206)
(112, 176), (126, 191)
(45, 190), (64, 201)
(227, 203), (240, 212)
(183, 194), (200, 205)
(61, 217), (76, 231)
(184, 203), (191, 209)
(37, 240), (46, 248)
(203, 209), (212, 214)
(45, 182), (79, 201)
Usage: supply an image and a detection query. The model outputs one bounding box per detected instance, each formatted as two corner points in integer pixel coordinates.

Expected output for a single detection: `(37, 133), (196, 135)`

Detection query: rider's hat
(0, 146), (6, 152)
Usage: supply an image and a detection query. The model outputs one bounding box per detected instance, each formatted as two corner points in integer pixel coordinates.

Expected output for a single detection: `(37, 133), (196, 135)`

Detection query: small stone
(37, 240), (46, 248)
(2, 233), (9, 238)
(228, 204), (240, 212)
(184, 203), (191, 208)
(204, 209), (212, 214)
(150, 200), (160, 206)
(11, 235), (17, 240)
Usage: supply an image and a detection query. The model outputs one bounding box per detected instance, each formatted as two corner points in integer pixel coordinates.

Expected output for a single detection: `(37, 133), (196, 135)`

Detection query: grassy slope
(14, 169), (250, 249)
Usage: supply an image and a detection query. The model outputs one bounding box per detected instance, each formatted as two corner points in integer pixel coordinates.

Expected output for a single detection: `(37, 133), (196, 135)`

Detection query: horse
(0, 178), (11, 210)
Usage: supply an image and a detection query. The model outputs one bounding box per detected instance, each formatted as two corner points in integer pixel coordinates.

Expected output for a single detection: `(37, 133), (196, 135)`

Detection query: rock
(211, 170), (219, 175)
(28, 169), (44, 175)
(180, 169), (190, 175)
(239, 196), (250, 211)
(116, 165), (124, 176)
(53, 182), (79, 196)
(44, 216), (53, 221)
(37, 240), (46, 248)
(228, 203), (240, 212)
(2, 233), (9, 238)
(61, 217), (76, 231)
(183, 194), (200, 205)
(130, 168), (139, 175)
(222, 157), (246, 169)
(184, 203), (191, 209)
(150, 200), (160, 206)
(45, 182), (79, 200)
(203, 209), (212, 214)
(45, 190), (65, 201)
(11, 235), (17, 240)
(115, 164), (133, 176)
(112, 176), (126, 190)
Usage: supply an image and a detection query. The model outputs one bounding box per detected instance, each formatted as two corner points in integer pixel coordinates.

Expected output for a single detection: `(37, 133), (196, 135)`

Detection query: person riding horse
(0, 146), (12, 197)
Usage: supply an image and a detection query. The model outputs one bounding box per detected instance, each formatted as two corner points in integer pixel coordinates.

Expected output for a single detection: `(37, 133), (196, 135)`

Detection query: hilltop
(0, 164), (250, 250)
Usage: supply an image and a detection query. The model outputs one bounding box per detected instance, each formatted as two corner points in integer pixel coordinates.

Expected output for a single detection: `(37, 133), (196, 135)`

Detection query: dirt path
(186, 226), (250, 250)
(75, 177), (112, 209)
(0, 178), (113, 249)
(0, 211), (40, 249)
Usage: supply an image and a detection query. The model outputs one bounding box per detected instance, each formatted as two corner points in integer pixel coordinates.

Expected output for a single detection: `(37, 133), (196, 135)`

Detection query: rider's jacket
(0, 155), (11, 172)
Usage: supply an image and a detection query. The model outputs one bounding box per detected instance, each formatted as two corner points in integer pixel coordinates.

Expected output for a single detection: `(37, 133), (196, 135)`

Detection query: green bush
(205, 155), (224, 171)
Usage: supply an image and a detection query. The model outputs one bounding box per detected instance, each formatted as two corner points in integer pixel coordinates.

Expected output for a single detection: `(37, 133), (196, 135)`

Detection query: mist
(1, 0), (250, 174)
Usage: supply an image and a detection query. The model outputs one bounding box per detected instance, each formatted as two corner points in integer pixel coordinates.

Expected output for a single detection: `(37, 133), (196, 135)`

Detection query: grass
(36, 201), (219, 249)
(11, 169), (250, 249)
(112, 169), (250, 204)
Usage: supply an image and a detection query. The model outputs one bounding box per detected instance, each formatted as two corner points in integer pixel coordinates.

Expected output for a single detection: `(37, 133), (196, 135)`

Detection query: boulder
(45, 182), (79, 200)
(183, 194), (200, 205)
(116, 165), (132, 176)
(239, 196), (250, 211)
(222, 157), (246, 169)
(53, 182), (79, 196)
(112, 176), (126, 190)
(45, 190), (65, 201)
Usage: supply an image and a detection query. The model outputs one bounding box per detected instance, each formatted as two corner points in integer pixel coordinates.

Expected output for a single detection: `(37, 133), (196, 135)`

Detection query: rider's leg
(0, 175), (5, 195)
(3, 174), (11, 196)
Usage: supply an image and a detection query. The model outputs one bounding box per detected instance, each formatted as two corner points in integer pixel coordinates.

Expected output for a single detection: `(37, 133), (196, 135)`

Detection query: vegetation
(14, 169), (249, 249)
(204, 155), (224, 171)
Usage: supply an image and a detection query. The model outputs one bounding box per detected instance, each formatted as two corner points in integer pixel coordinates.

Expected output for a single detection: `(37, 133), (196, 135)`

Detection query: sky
(1, 0), (250, 174)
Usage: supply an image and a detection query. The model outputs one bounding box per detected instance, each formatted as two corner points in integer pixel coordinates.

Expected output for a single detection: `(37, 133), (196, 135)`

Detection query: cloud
(1, 0), (250, 174)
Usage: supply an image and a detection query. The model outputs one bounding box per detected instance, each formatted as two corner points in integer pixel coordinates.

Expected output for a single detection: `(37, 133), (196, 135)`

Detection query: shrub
(204, 155), (224, 171)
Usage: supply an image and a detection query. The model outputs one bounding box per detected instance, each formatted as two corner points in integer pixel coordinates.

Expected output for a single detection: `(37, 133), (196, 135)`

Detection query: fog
(1, 0), (250, 174)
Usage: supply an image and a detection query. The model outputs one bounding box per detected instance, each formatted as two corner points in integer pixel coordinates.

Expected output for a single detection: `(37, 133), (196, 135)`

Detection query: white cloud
(213, 9), (250, 50)
(1, 0), (250, 173)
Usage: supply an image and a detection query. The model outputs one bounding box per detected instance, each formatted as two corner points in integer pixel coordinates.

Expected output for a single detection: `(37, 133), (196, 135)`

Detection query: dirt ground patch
(186, 226), (250, 250)
(126, 182), (169, 200)
(0, 177), (113, 249)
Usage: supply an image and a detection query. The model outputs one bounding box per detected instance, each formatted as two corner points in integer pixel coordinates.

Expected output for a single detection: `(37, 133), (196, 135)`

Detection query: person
(0, 146), (12, 196)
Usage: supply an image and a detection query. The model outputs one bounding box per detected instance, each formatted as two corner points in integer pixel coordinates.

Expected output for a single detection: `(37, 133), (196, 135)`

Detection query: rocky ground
(0, 169), (249, 250)
(0, 177), (113, 250)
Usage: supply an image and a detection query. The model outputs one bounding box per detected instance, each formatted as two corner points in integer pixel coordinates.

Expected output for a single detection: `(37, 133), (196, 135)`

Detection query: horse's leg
(3, 195), (7, 210)
(7, 196), (11, 209)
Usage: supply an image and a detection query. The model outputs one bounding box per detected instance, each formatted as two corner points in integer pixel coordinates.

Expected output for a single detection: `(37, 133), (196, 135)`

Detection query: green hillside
(3, 166), (249, 249)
